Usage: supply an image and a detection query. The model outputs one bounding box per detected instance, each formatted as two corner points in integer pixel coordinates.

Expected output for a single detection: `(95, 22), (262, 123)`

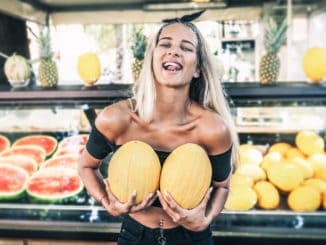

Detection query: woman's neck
(153, 86), (192, 126)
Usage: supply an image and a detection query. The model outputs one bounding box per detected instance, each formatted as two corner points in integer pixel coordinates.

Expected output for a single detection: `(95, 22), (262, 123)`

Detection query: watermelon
(58, 134), (89, 149)
(53, 145), (84, 157)
(41, 154), (79, 169)
(13, 135), (58, 157)
(0, 155), (38, 176)
(27, 167), (84, 203)
(0, 145), (46, 166)
(0, 135), (10, 153)
(0, 164), (29, 200)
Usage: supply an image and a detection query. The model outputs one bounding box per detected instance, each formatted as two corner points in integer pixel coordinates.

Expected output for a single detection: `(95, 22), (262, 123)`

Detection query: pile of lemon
(225, 130), (326, 212)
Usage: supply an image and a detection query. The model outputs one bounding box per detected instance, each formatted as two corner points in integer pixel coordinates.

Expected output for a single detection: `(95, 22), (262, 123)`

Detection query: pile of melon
(225, 130), (326, 212)
(0, 133), (88, 203)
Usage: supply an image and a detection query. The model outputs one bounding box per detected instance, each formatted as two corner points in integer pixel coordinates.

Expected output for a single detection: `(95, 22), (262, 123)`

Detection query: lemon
(288, 186), (321, 211)
(302, 46), (326, 83)
(254, 181), (280, 210)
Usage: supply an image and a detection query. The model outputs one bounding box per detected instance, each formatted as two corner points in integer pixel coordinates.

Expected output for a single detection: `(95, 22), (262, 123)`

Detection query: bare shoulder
(197, 109), (232, 155)
(95, 100), (132, 142)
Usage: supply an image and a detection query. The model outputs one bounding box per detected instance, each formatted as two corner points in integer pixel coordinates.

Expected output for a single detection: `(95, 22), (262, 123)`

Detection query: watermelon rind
(13, 135), (58, 157)
(0, 135), (10, 153)
(0, 145), (46, 166)
(27, 167), (84, 203)
(0, 155), (38, 176)
(40, 154), (79, 169)
(0, 164), (29, 201)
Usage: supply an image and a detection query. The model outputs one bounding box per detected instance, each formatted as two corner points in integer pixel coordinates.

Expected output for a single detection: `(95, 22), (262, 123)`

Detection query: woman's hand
(101, 179), (158, 216)
(157, 187), (213, 231)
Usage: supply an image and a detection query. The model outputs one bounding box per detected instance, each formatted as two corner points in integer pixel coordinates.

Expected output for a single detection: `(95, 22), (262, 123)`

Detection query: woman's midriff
(129, 206), (178, 229)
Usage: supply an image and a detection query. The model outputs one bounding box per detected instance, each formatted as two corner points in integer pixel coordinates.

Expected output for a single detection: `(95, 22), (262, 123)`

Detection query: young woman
(78, 11), (239, 245)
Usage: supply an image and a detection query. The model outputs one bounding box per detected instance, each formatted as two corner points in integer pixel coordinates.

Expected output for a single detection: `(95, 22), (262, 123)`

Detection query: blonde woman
(78, 10), (239, 245)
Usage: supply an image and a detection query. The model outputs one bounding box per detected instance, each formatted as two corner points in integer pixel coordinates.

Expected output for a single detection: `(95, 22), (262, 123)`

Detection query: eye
(158, 42), (170, 48)
(181, 46), (194, 52)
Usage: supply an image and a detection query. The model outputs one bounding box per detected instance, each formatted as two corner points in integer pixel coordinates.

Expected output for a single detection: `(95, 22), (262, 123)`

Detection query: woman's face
(153, 23), (200, 88)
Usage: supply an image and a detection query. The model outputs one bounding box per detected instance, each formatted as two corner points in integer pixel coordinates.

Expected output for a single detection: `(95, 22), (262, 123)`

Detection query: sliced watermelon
(53, 145), (85, 157)
(0, 135), (10, 153)
(41, 154), (79, 169)
(13, 135), (58, 156)
(0, 155), (38, 176)
(27, 167), (84, 203)
(58, 134), (89, 149)
(0, 164), (29, 200)
(0, 145), (46, 166)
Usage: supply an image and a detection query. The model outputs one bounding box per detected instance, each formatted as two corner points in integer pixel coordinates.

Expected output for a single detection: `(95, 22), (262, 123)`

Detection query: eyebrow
(158, 36), (196, 48)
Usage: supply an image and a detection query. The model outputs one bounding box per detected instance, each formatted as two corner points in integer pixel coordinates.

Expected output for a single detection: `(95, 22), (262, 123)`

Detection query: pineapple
(38, 28), (58, 87)
(259, 17), (287, 84)
(131, 26), (147, 82)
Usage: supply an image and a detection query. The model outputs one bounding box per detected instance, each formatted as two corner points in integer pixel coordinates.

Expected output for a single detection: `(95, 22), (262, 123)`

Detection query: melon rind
(13, 135), (58, 157)
(0, 145), (46, 166)
(26, 167), (84, 203)
(0, 164), (29, 201)
(0, 135), (10, 153)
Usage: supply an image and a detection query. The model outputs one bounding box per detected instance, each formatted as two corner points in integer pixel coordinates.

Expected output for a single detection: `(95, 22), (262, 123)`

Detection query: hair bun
(162, 9), (205, 23)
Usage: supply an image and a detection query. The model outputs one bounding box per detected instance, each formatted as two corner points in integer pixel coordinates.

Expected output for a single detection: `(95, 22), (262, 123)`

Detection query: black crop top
(86, 126), (232, 206)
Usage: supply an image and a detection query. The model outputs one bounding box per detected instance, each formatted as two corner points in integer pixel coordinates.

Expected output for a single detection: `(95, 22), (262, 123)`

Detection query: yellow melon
(288, 186), (321, 211)
(314, 166), (326, 182)
(253, 181), (280, 210)
(239, 148), (263, 166)
(307, 153), (326, 174)
(268, 142), (292, 156)
(267, 163), (304, 192)
(230, 174), (254, 188)
(107, 140), (161, 204)
(235, 164), (266, 182)
(77, 52), (101, 86)
(322, 191), (326, 210)
(160, 143), (212, 209)
(260, 151), (283, 172)
(295, 130), (325, 156)
(289, 157), (313, 179)
(302, 46), (326, 83)
(302, 178), (326, 194)
(225, 186), (257, 211)
(285, 147), (306, 160)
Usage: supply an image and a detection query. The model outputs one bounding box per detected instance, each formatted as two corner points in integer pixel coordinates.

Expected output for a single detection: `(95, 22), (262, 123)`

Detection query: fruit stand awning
(0, 0), (268, 25)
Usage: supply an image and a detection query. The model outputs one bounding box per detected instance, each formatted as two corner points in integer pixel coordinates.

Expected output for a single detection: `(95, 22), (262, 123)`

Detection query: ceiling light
(144, 2), (227, 11)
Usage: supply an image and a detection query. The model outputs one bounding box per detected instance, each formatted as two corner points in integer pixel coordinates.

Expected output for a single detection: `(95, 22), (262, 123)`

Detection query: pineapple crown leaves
(131, 26), (147, 60)
(264, 17), (287, 53)
(39, 28), (52, 60)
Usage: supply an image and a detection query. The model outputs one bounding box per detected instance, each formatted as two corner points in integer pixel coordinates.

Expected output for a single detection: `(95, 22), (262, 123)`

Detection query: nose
(167, 47), (180, 57)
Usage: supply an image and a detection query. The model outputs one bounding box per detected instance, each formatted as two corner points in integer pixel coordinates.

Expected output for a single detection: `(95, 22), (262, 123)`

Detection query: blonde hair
(132, 22), (239, 165)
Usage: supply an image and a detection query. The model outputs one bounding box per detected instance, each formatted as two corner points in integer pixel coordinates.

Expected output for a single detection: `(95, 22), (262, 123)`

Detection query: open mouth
(162, 62), (182, 72)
